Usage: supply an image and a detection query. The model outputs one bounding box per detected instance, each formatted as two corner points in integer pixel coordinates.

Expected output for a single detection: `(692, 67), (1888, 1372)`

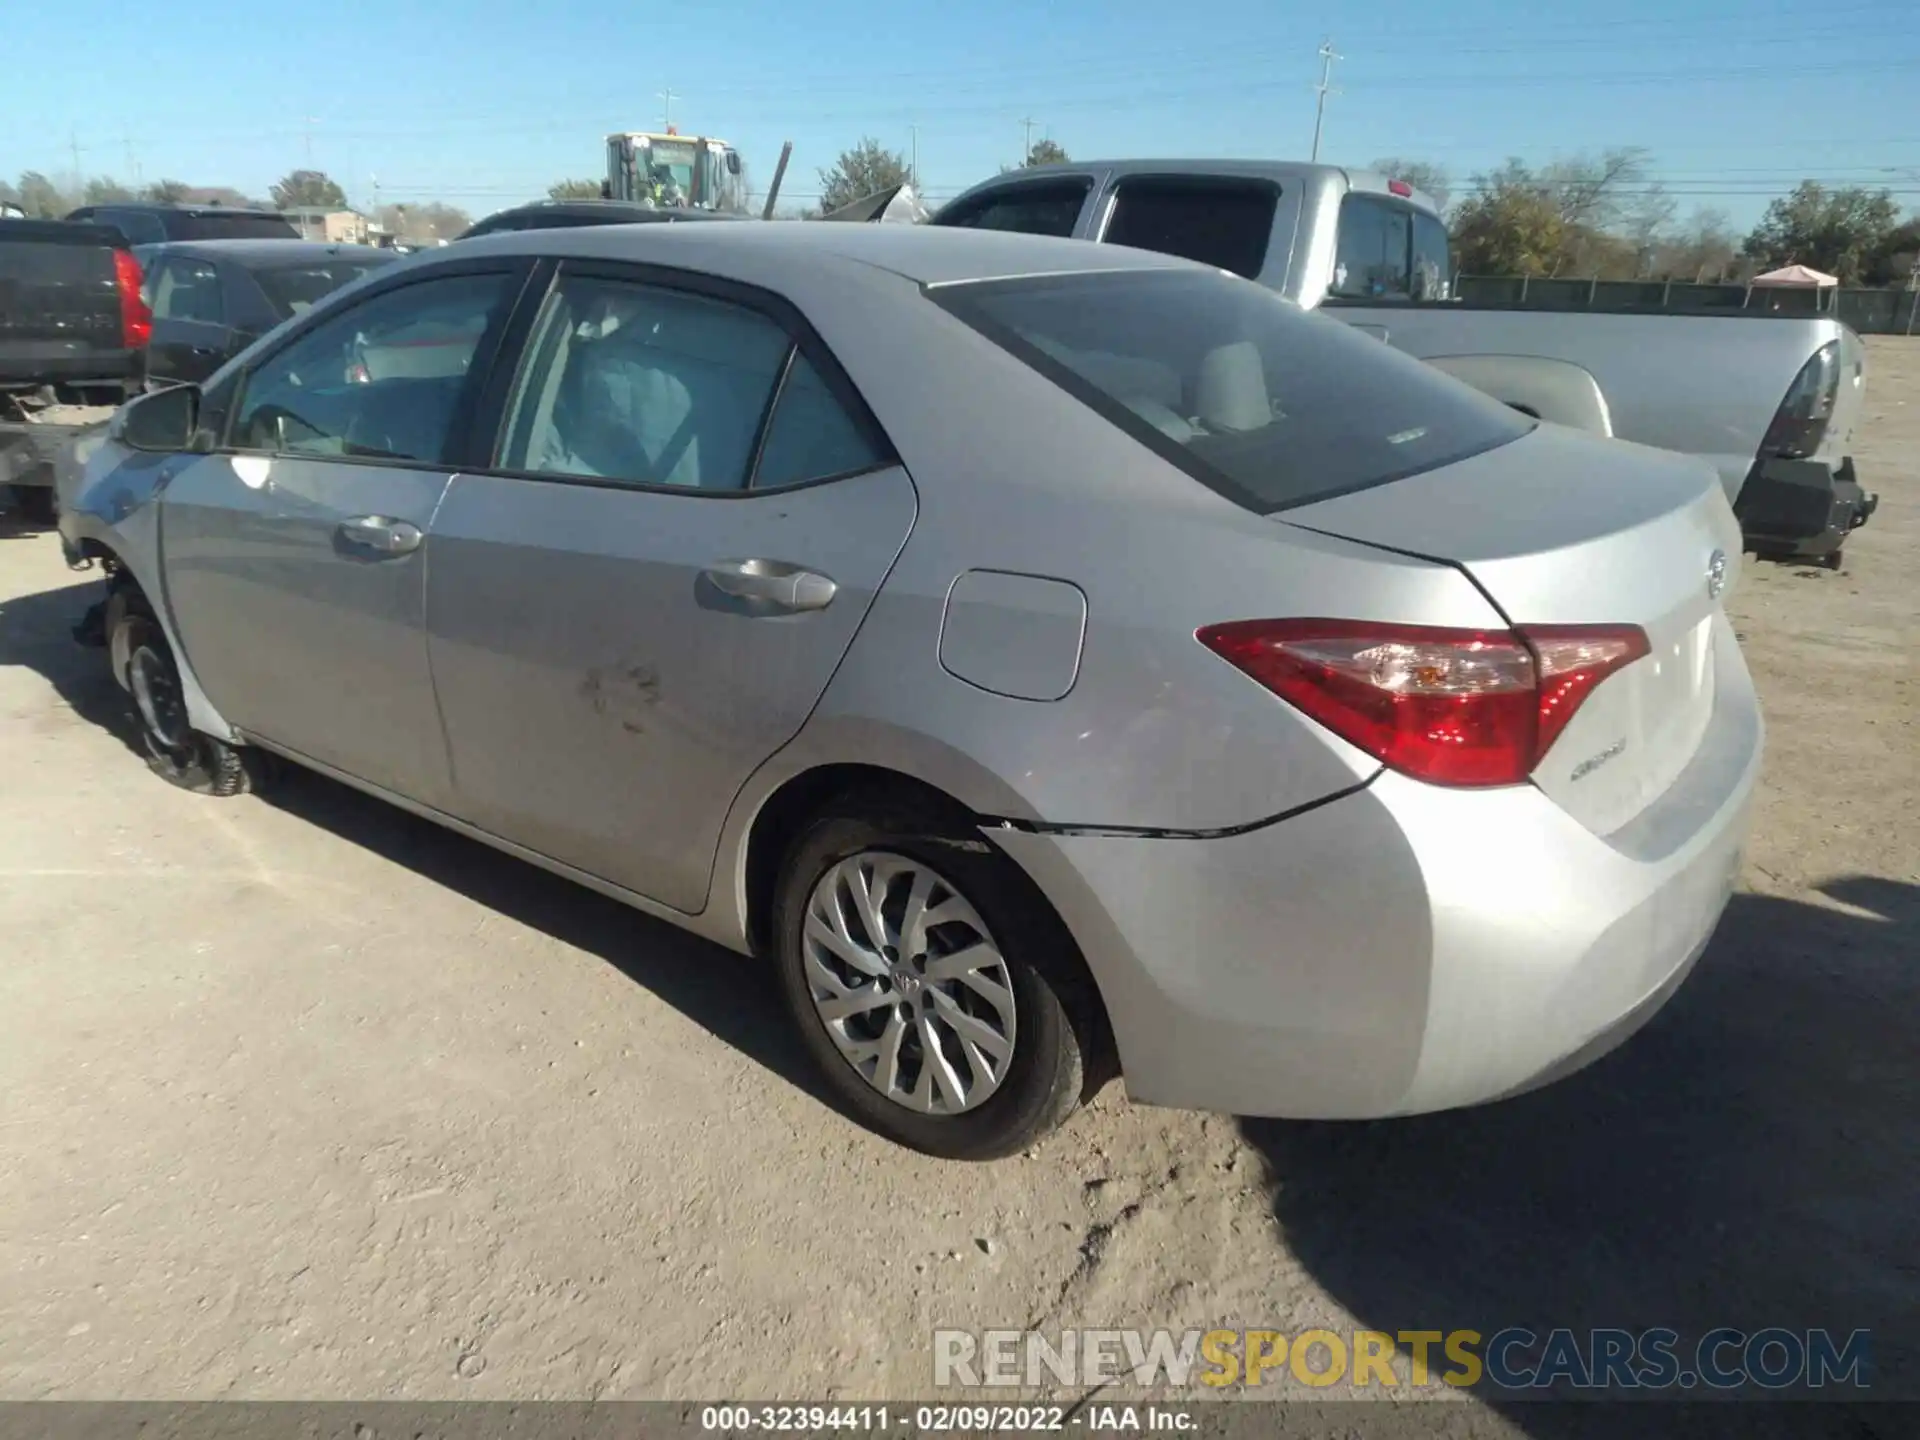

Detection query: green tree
(1022, 138), (1070, 168)
(547, 178), (604, 201)
(1868, 217), (1920, 287)
(1743, 182), (1902, 285)
(1449, 161), (1569, 275)
(143, 178), (192, 204)
(1368, 157), (1450, 210)
(816, 138), (911, 215)
(270, 169), (348, 210)
(15, 171), (68, 217)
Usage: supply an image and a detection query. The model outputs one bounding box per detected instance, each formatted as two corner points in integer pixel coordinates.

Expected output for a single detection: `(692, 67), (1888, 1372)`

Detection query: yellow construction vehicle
(604, 129), (748, 212)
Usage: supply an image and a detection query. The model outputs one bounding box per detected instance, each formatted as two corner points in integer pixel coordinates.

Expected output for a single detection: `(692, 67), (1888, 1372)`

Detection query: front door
(426, 265), (916, 913)
(160, 267), (524, 806)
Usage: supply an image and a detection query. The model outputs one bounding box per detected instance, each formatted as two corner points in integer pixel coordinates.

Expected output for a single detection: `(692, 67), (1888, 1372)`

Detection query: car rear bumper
(991, 621), (1763, 1119)
(1735, 454), (1876, 558)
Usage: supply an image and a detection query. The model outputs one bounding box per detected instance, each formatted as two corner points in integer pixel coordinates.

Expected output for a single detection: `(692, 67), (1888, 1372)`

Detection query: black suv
(64, 203), (299, 247)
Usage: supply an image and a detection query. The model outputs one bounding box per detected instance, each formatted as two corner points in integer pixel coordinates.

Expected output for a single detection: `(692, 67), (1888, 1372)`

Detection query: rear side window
(1332, 194), (1451, 301)
(933, 269), (1531, 514)
(933, 180), (1091, 237)
(498, 274), (890, 491)
(151, 258), (225, 324)
(1101, 177), (1278, 280)
(253, 258), (392, 318)
(95, 208), (168, 246)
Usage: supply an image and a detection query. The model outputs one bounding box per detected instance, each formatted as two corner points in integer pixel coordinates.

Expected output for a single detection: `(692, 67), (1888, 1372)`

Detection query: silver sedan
(59, 223), (1761, 1159)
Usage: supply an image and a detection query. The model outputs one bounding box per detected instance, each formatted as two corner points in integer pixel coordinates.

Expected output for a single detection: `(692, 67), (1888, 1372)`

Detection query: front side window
(150, 258), (225, 324)
(934, 269), (1531, 513)
(933, 180), (1092, 237)
(498, 273), (888, 491)
(231, 271), (512, 464)
(1102, 177), (1278, 280)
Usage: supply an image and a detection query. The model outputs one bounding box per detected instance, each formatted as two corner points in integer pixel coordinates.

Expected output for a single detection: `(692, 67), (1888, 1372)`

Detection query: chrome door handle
(338, 515), (422, 556)
(702, 559), (837, 612)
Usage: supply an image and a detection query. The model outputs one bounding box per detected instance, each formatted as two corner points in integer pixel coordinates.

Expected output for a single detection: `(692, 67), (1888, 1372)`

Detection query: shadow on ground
(1240, 878), (1919, 1435)
(0, 575), (849, 1121)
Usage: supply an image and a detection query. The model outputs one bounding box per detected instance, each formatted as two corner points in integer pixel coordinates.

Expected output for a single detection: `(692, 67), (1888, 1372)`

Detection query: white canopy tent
(1750, 263), (1840, 288)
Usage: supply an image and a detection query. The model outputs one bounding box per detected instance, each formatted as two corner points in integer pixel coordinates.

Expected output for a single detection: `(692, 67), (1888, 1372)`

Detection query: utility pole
(1310, 38), (1341, 163)
(68, 127), (83, 186)
(909, 124), (920, 187)
(1020, 116), (1037, 167)
(123, 127), (141, 186)
(658, 88), (677, 131)
(302, 116), (319, 166)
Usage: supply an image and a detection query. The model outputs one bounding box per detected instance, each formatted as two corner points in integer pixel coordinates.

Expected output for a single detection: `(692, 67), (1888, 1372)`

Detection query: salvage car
(59, 224), (1761, 1158)
(932, 160), (1876, 565)
(134, 240), (396, 387)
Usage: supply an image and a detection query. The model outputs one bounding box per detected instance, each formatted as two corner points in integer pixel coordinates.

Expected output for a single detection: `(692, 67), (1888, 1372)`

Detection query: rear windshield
(170, 213), (299, 241)
(253, 257), (394, 318)
(932, 269), (1531, 513)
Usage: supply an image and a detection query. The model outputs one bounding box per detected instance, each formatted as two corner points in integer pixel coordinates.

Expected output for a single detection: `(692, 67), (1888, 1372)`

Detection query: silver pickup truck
(930, 159), (1876, 565)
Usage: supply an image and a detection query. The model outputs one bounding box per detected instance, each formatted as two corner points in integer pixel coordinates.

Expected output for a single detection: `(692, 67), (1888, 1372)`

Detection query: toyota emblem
(1706, 548), (1728, 600)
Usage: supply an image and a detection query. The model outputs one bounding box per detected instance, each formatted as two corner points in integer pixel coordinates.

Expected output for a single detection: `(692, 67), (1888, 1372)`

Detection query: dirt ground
(1, 341), (1914, 1430)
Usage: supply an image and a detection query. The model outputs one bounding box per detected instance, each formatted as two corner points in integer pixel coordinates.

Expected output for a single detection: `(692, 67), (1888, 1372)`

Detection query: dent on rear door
(423, 467), (917, 914)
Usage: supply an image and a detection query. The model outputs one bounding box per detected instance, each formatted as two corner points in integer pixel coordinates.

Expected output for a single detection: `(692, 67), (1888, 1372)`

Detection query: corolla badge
(1706, 548), (1728, 600)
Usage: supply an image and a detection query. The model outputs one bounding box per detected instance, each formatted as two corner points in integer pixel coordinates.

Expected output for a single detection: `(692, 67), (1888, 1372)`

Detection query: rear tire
(110, 600), (269, 797)
(772, 793), (1092, 1160)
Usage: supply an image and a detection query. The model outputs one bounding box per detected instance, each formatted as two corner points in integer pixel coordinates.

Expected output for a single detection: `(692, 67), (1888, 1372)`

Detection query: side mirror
(115, 384), (200, 452)
(725, 150), (742, 176)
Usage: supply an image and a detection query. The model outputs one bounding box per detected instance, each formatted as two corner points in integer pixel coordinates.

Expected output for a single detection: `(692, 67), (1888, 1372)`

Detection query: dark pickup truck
(1, 219), (150, 520)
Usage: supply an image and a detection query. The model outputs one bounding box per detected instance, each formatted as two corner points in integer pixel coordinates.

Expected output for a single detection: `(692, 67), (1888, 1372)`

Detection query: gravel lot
(2, 340), (1914, 1428)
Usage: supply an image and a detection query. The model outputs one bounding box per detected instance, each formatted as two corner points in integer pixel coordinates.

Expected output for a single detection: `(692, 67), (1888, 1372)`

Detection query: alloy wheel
(802, 851), (1018, 1115)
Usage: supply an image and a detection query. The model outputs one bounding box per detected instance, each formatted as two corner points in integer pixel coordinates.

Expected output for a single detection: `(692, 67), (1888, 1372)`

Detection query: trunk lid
(1284, 423), (1741, 837)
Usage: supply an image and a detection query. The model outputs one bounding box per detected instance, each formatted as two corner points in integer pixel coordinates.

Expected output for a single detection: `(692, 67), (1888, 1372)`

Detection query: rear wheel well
(741, 762), (1118, 1093)
(743, 764), (976, 958)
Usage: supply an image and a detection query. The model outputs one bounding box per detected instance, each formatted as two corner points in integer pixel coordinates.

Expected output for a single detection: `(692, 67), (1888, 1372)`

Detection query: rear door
(426, 261), (917, 913)
(931, 176), (1097, 236)
(146, 254), (230, 385)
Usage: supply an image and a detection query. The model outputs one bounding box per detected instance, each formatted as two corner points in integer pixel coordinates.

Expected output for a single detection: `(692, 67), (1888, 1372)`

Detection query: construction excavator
(603, 129), (927, 223)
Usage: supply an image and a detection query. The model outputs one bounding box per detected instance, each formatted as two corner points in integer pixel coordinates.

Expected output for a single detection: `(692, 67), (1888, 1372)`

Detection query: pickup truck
(1, 219), (150, 521)
(931, 160), (1876, 565)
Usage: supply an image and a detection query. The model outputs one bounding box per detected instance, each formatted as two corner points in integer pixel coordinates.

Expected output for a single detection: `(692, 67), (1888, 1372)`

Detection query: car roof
(70, 202), (293, 219)
(449, 219), (1205, 288)
(139, 239), (391, 266)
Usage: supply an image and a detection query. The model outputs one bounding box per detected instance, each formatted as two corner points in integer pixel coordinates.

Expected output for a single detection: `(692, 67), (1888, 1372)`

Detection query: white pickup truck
(930, 160), (1876, 566)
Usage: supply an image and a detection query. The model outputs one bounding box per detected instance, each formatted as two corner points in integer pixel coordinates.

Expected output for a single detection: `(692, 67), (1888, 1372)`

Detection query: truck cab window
(934, 179), (1092, 237)
(1102, 177), (1279, 280)
(1331, 195), (1417, 300)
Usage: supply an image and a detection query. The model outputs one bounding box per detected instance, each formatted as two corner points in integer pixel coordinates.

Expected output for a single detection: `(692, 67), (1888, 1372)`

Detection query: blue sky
(4, 0), (1917, 228)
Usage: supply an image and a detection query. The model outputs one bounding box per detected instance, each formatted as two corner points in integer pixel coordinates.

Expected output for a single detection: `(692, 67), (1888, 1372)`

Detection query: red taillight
(1196, 619), (1649, 787)
(113, 249), (152, 349)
